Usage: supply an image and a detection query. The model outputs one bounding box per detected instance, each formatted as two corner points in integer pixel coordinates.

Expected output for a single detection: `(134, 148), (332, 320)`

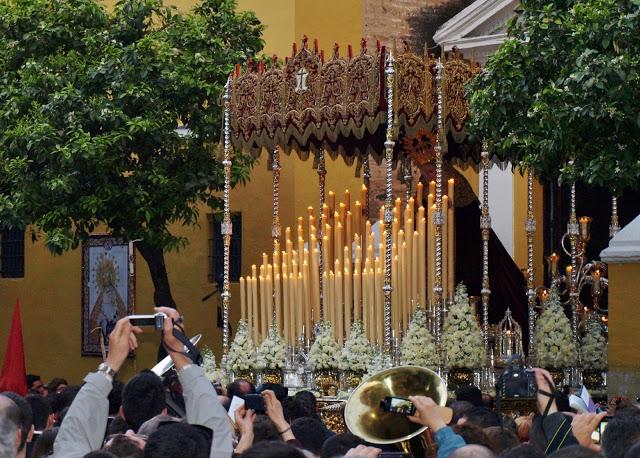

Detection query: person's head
(26, 375), (46, 396)
(26, 395), (53, 431)
(47, 378), (68, 394)
(515, 415), (533, 442)
(291, 417), (326, 455)
(497, 444), (545, 458)
(459, 406), (501, 428)
(548, 445), (601, 457)
(46, 392), (65, 417)
(449, 445), (495, 458)
(30, 426), (59, 458)
(282, 396), (315, 423)
(602, 411), (640, 458)
(556, 392), (571, 412)
(253, 415), (281, 444)
(295, 391), (317, 410)
(449, 400), (474, 424)
(484, 426), (519, 454)
(1, 392), (33, 454)
(144, 423), (210, 458)
(122, 372), (166, 431)
(0, 394), (21, 457)
(226, 379), (255, 399)
(58, 386), (81, 411)
(625, 442), (640, 458)
(456, 385), (483, 407)
(241, 441), (306, 458)
(319, 432), (364, 458)
(104, 433), (145, 457)
(452, 423), (490, 447)
(108, 380), (124, 417)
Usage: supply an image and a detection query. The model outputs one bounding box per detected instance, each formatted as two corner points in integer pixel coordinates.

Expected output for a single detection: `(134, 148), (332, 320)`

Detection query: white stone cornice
(434, 0), (518, 47)
(601, 214), (640, 263)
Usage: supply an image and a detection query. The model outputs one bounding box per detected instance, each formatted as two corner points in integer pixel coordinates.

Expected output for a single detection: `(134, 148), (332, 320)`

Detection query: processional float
(217, 37), (611, 393)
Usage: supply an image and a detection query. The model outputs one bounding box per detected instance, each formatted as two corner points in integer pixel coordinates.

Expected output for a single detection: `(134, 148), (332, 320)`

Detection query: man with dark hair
(282, 396), (314, 423)
(103, 433), (145, 458)
(601, 411), (640, 458)
(0, 394), (22, 457)
(455, 385), (483, 407)
(144, 423), (210, 458)
(2, 391), (34, 458)
(484, 426), (519, 454)
(121, 372), (166, 432)
(241, 442), (306, 458)
(47, 379), (68, 395)
(26, 375), (47, 396)
(26, 395), (53, 432)
(319, 433), (364, 458)
(451, 423), (490, 448)
(291, 417), (325, 455)
(108, 381), (124, 417)
(54, 308), (233, 457)
(252, 415), (281, 444)
(294, 390), (317, 410)
(226, 379), (255, 399)
(459, 406), (502, 428)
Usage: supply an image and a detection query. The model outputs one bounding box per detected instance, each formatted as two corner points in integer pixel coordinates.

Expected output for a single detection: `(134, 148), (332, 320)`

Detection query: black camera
(380, 396), (416, 416)
(497, 355), (537, 399)
(244, 394), (266, 414)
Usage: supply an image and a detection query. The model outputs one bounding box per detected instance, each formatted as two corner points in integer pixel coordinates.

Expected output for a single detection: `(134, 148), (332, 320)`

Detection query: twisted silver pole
(433, 58), (445, 356)
(610, 196), (620, 238)
(480, 147), (491, 365)
(525, 171), (537, 364)
(272, 146), (281, 251)
(221, 78), (233, 363)
(317, 148), (326, 319)
(383, 52), (395, 353)
(567, 162), (581, 365)
(403, 155), (413, 206)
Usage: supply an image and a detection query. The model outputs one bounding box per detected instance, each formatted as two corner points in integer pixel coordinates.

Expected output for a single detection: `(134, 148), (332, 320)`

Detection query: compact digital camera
(497, 354), (537, 399)
(128, 313), (166, 330)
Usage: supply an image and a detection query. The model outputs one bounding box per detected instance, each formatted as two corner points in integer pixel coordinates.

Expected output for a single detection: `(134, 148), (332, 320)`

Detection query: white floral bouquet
(533, 288), (578, 368)
(581, 318), (607, 371)
(365, 345), (391, 378)
(257, 323), (287, 370)
(442, 283), (484, 368)
(401, 307), (439, 368)
(339, 321), (371, 372)
(226, 319), (257, 372)
(309, 321), (340, 371)
(200, 346), (225, 382)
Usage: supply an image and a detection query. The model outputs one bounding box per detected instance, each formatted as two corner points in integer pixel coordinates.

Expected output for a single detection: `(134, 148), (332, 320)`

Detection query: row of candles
(238, 181), (456, 345)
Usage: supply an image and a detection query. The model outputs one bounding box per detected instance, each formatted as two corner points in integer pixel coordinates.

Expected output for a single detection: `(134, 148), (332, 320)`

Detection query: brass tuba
(344, 366), (450, 456)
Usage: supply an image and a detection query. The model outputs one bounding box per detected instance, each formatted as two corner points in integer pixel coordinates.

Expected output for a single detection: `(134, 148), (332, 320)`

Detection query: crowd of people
(1, 309), (639, 458)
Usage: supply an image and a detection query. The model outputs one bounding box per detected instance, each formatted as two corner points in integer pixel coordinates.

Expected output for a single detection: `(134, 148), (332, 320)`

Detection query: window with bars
(1, 227), (25, 278)
(208, 212), (242, 285)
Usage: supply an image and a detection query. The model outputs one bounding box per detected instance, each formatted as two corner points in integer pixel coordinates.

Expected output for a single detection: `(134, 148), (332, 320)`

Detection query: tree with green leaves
(468, 0), (640, 192)
(0, 0), (263, 307)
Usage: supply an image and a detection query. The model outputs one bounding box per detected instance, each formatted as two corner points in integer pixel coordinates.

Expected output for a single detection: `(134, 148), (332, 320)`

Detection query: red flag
(0, 299), (27, 395)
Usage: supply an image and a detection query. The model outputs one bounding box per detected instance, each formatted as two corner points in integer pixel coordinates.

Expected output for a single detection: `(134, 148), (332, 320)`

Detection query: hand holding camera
(406, 396), (448, 432)
(105, 317), (143, 373)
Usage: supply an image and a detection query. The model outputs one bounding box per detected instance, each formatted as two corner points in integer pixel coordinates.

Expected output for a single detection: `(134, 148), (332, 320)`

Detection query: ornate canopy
(229, 37), (485, 165)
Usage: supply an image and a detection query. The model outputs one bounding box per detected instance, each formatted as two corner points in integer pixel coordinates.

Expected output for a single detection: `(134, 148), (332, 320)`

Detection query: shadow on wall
(406, 0), (476, 52)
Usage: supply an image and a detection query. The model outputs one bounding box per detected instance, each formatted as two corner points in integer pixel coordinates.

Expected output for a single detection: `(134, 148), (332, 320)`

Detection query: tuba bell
(344, 366), (450, 456)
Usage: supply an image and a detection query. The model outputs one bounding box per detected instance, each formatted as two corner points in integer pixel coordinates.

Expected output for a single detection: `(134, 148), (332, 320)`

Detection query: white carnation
(400, 307), (439, 367)
(309, 321), (340, 371)
(226, 320), (258, 372)
(339, 321), (371, 371)
(533, 288), (578, 368)
(581, 318), (607, 371)
(257, 323), (287, 370)
(442, 283), (484, 368)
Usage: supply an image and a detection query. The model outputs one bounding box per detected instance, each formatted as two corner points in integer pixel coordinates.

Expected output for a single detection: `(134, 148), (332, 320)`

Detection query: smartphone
(379, 396), (416, 416)
(128, 313), (166, 330)
(244, 394), (266, 414)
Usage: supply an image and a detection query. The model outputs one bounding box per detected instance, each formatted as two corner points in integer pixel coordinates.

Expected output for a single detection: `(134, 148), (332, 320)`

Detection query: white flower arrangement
(257, 323), (287, 370)
(226, 320), (257, 372)
(401, 307), (439, 368)
(365, 345), (391, 378)
(200, 346), (225, 382)
(581, 317), (607, 371)
(339, 321), (371, 372)
(533, 288), (578, 368)
(309, 321), (340, 371)
(442, 283), (484, 368)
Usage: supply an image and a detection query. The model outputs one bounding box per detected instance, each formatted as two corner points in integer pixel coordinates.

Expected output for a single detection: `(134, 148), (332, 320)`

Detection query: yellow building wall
(607, 263), (640, 398)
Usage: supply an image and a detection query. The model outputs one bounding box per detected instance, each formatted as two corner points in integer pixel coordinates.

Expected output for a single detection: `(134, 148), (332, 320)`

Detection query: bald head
(449, 445), (495, 458)
(0, 394), (20, 457)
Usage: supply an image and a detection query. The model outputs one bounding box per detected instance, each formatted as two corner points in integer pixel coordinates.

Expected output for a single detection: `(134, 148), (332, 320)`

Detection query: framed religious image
(82, 235), (135, 356)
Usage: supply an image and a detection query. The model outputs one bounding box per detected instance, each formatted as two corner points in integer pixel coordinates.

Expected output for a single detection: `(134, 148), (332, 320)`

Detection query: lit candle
(266, 264), (273, 327)
(354, 260), (361, 321)
(418, 211), (426, 309)
(579, 216), (592, 242)
(417, 181), (424, 206)
(297, 273), (304, 344)
(336, 268), (344, 344)
(302, 258), (311, 339)
(447, 179), (455, 300)
(360, 185), (368, 219)
(548, 253), (560, 278)
(274, 273), (281, 330)
(240, 276), (246, 321)
(566, 265), (573, 286)
(251, 276), (259, 344)
(592, 270), (601, 294)
(288, 273), (296, 345)
(259, 275), (267, 339)
(344, 189), (351, 212)
(442, 195), (449, 301)
(354, 201), (362, 236)
(412, 231), (419, 309)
